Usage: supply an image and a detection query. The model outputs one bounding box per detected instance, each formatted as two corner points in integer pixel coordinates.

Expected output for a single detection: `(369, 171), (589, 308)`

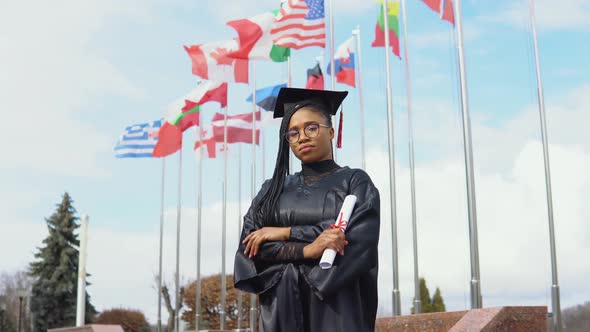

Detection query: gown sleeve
(234, 180), (307, 294)
(302, 170), (381, 300)
(289, 219), (335, 243)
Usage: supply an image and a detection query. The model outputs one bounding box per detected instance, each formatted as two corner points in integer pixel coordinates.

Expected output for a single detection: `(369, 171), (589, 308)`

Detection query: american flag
(114, 120), (162, 158)
(271, 0), (325, 49)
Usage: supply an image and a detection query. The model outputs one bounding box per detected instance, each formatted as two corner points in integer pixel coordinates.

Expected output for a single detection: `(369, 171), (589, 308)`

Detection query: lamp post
(16, 288), (30, 332)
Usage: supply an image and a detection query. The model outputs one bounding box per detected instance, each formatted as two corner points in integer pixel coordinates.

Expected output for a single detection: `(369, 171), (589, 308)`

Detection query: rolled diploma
(319, 195), (357, 269)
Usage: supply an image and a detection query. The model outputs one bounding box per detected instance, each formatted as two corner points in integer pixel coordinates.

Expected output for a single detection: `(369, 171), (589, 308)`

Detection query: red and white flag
(184, 40), (249, 83)
(194, 125), (220, 158)
(211, 111), (261, 145)
(181, 81), (228, 112)
(421, 0), (455, 25)
(194, 111), (263, 157)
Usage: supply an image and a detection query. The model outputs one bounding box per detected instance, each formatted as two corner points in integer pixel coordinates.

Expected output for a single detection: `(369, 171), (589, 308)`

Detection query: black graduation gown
(234, 166), (381, 332)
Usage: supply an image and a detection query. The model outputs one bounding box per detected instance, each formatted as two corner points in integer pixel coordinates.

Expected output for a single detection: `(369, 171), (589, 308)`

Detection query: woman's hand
(303, 229), (349, 260)
(243, 227), (291, 257)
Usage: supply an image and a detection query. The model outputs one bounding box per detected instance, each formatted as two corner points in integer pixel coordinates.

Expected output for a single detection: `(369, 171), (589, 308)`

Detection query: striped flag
(194, 112), (263, 158)
(271, 0), (326, 49)
(114, 120), (162, 158)
(210, 112), (262, 145)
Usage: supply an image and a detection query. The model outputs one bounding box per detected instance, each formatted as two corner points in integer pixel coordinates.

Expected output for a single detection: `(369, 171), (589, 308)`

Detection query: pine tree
(418, 277), (432, 313)
(431, 287), (446, 312)
(411, 278), (447, 314)
(29, 193), (97, 331)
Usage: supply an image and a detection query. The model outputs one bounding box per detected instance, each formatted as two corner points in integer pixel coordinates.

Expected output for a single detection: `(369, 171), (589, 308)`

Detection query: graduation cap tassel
(337, 106), (343, 149)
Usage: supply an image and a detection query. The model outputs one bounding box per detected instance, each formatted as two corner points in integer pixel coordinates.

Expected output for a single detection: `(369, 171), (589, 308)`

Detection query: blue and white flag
(246, 82), (287, 112)
(114, 120), (162, 158)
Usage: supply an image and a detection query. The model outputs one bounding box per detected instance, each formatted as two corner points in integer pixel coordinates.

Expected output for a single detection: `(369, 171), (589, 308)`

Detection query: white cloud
(1, 199), (248, 323)
(485, 0), (590, 31)
(204, 0), (375, 22)
(203, 0), (279, 22)
(86, 199), (257, 322)
(408, 22), (481, 50)
(411, 0), (590, 52)
(390, 82), (590, 176)
(335, 0), (377, 13)
(370, 141), (589, 316)
(0, 0), (147, 176)
(368, 83), (589, 315)
(470, 84), (590, 174)
(409, 29), (454, 50)
(0, 221), (47, 273)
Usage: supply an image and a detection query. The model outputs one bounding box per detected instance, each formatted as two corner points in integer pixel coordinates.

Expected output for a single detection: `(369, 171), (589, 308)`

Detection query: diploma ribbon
(330, 212), (348, 232)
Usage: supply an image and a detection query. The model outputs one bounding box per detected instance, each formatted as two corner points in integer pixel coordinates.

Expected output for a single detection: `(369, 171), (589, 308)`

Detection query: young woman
(234, 88), (380, 332)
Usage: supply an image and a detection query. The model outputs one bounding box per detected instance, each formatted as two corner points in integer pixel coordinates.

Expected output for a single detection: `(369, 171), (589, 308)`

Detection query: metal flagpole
(174, 149), (183, 331)
(382, 0), (401, 316)
(288, 55), (294, 174)
(220, 106), (229, 330)
(262, 127), (266, 179)
(352, 26), (366, 171)
(158, 159), (165, 332)
(328, 2), (335, 88)
(249, 61), (258, 332)
(237, 144), (243, 329)
(316, 49), (327, 168)
(454, 0), (482, 309)
(281, 0), (293, 176)
(75, 214), (88, 326)
(328, 1), (335, 90)
(400, 0), (421, 314)
(528, 1), (561, 330)
(195, 127), (203, 331)
(329, 0), (337, 162)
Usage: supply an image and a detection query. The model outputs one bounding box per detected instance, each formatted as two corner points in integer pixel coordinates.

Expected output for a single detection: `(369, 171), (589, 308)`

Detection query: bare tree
(152, 274), (184, 332)
(161, 285), (185, 332)
(0, 270), (35, 332)
(563, 302), (590, 332)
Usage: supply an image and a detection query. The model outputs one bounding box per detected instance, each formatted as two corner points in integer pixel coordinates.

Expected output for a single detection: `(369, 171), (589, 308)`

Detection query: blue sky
(1, 0), (588, 324)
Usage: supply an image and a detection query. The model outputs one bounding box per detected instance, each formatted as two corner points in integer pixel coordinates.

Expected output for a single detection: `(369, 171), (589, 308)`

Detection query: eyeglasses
(285, 123), (331, 144)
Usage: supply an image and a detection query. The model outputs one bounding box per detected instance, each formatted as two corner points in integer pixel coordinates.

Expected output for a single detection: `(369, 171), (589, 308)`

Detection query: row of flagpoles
(113, 0), (562, 331)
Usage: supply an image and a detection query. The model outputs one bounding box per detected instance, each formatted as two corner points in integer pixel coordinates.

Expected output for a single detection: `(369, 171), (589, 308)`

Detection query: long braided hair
(254, 102), (333, 225)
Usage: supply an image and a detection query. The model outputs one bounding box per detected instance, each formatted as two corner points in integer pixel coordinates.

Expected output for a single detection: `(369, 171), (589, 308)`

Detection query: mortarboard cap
(273, 87), (348, 119)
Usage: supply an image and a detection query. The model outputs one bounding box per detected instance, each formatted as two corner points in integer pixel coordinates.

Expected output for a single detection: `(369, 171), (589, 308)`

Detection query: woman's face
(287, 107), (334, 164)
